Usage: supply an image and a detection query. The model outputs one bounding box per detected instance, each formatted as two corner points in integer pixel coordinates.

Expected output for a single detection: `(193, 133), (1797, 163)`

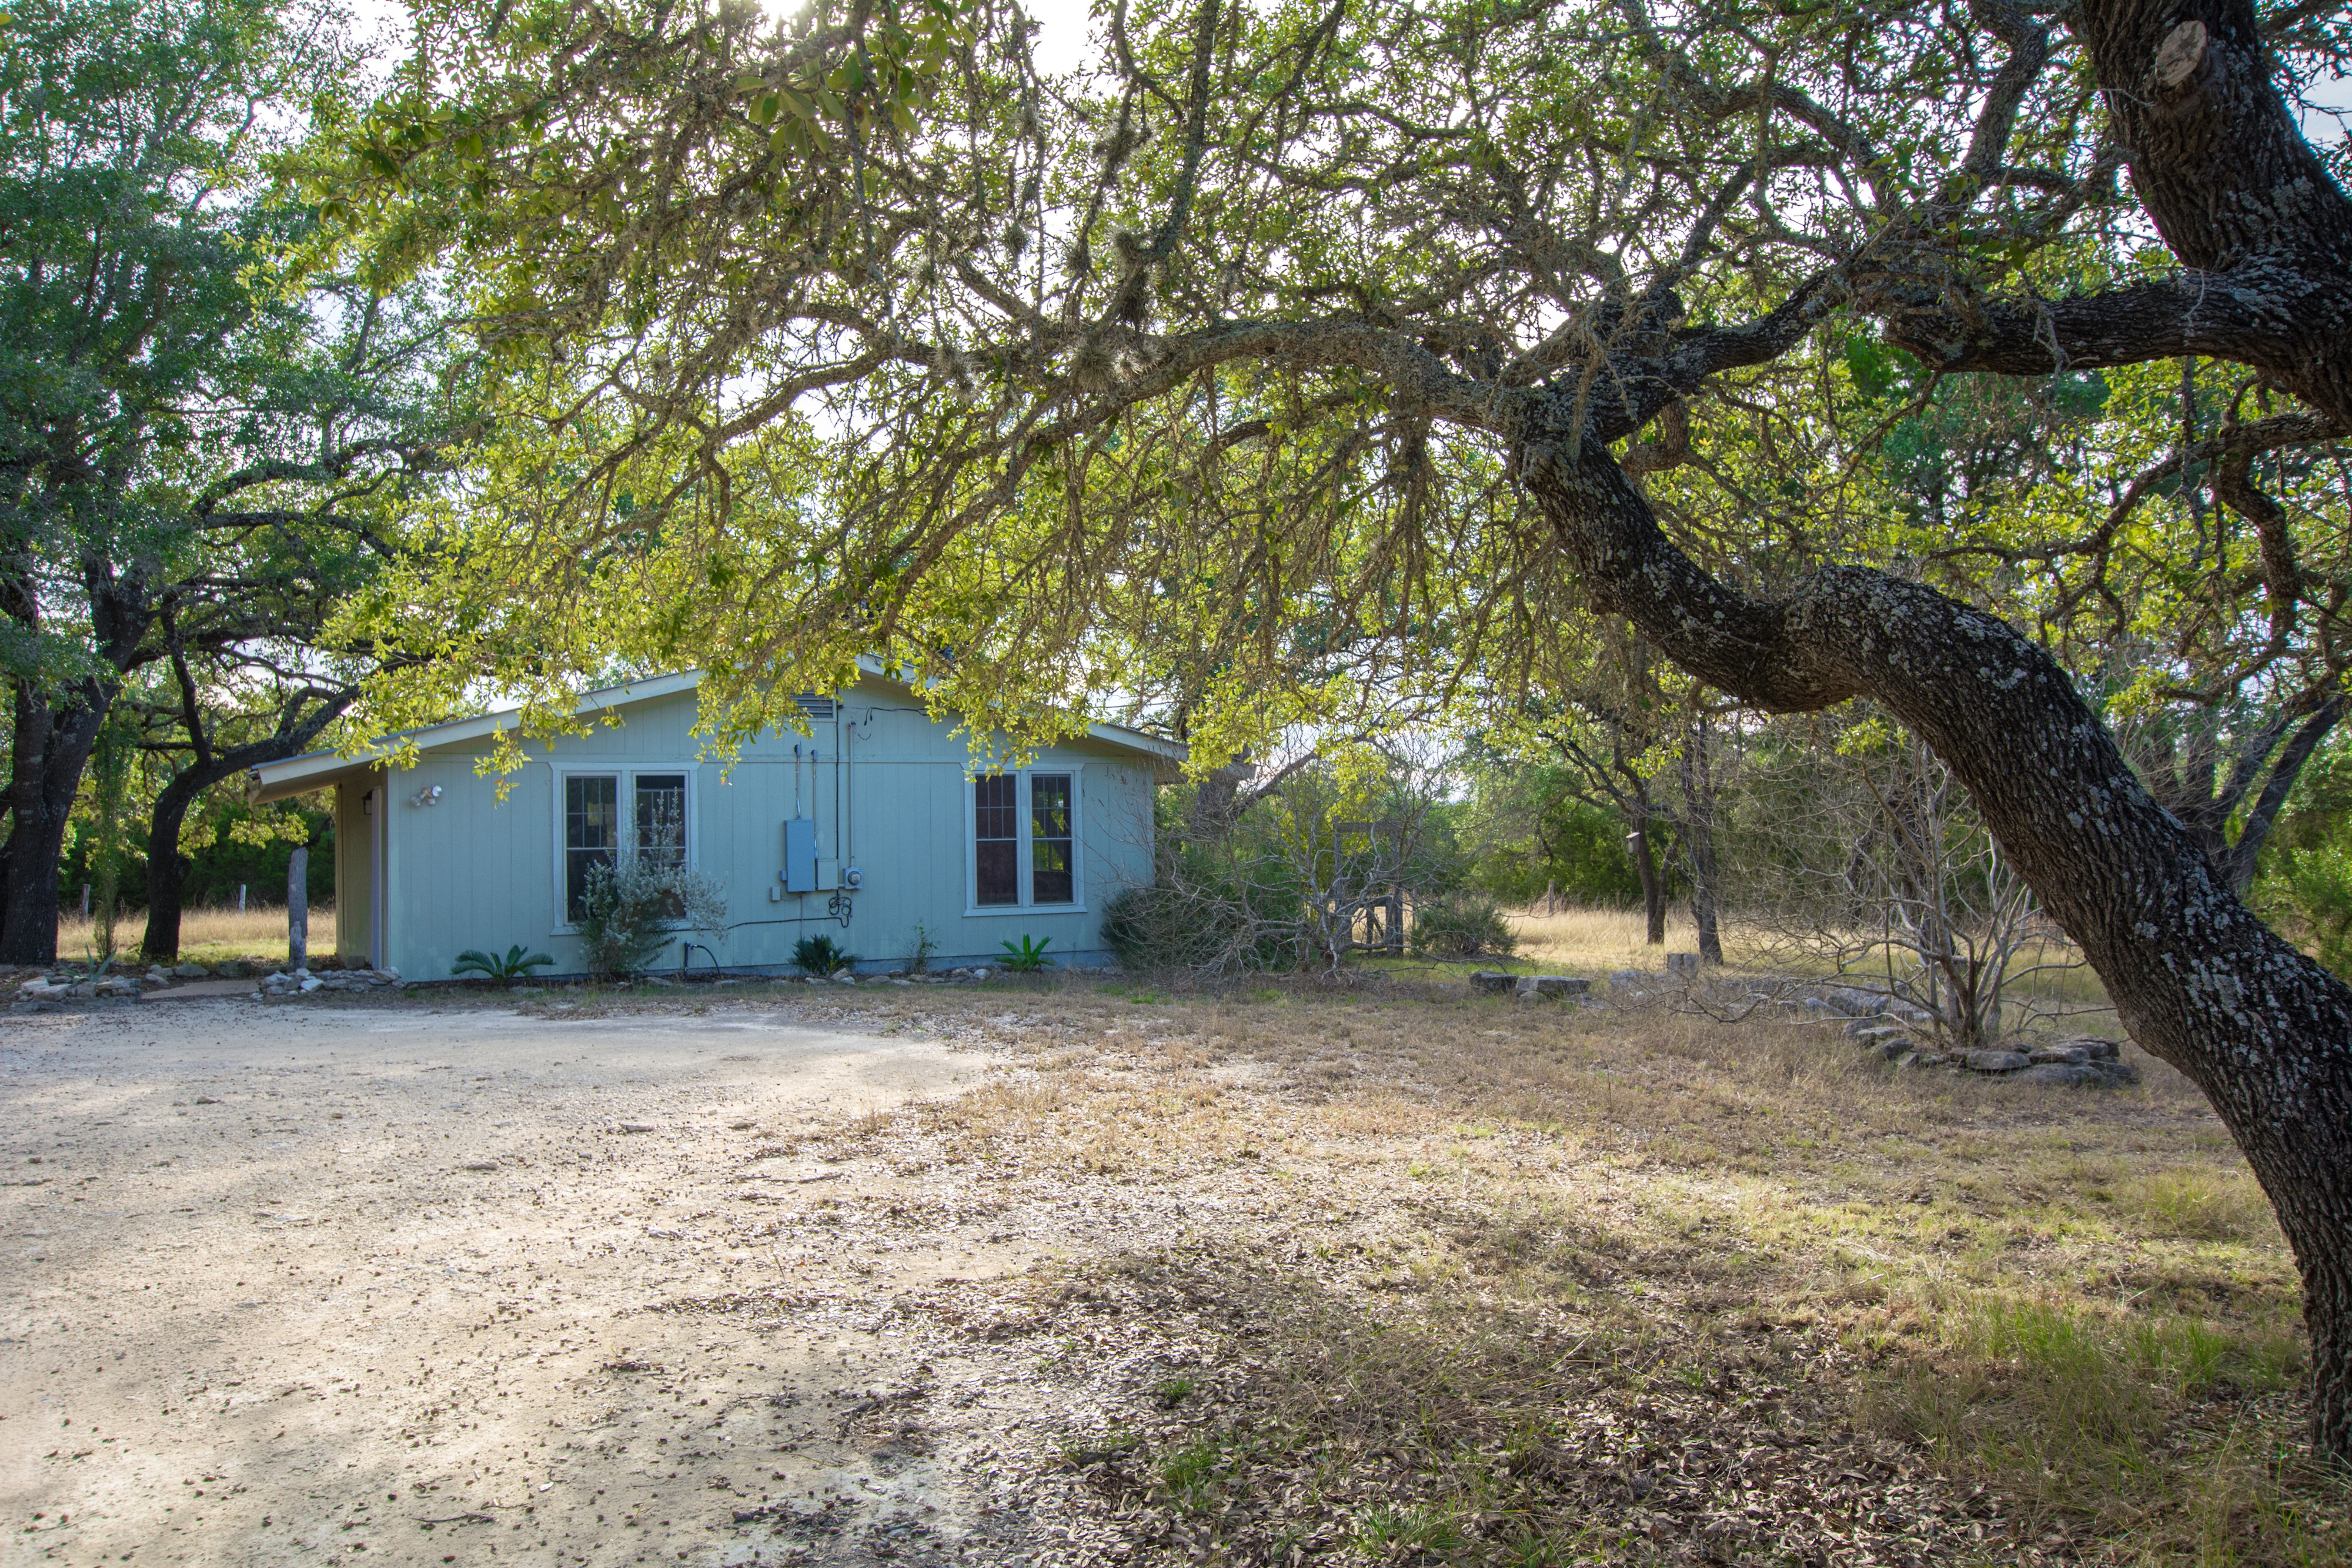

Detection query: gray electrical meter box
(782, 818), (818, 892)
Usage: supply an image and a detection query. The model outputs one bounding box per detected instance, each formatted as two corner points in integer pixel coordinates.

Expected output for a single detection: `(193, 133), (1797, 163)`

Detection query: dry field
(5, 973), (2344, 1567)
(50, 904), (336, 966)
(829, 975), (2342, 1566)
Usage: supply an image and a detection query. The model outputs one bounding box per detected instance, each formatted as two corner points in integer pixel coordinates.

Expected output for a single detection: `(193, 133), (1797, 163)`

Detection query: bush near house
(578, 860), (726, 979)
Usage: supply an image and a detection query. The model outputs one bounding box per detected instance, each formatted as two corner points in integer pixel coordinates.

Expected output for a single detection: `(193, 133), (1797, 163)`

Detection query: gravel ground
(0, 994), (1098, 1567)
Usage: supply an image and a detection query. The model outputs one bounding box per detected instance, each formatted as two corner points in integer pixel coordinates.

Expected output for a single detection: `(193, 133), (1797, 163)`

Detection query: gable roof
(249, 664), (1187, 801)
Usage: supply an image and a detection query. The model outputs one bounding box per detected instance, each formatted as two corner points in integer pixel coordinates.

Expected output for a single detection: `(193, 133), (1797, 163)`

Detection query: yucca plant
(998, 935), (1054, 972)
(793, 933), (856, 977)
(452, 944), (557, 985)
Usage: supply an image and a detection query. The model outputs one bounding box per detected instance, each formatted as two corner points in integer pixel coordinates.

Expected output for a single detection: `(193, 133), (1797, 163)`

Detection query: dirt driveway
(0, 995), (1080, 1567)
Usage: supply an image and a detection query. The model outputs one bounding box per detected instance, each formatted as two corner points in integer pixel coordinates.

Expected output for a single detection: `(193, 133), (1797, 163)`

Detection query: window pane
(975, 775), (1018, 905)
(974, 773), (1017, 839)
(976, 841), (1018, 906)
(1031, 773), (1073, 904)
(635, 774), (688, 868)
(565, 775), (619, 922)
(1030, 841), (1073, 905)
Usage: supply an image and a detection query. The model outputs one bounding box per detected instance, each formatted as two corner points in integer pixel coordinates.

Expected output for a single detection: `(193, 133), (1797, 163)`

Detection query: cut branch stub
(2152, 19), (2208, 89)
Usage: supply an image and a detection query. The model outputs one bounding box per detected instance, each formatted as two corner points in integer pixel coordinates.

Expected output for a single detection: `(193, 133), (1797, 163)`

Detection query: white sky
(345, 0), (1101, 80)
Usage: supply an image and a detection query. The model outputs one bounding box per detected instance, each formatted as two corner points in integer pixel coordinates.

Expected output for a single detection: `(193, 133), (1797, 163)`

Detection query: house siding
(372, 677), (1160, 982)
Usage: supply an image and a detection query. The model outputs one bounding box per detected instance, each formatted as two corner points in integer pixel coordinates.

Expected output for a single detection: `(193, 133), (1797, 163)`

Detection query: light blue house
(248, 665), (1184, 980)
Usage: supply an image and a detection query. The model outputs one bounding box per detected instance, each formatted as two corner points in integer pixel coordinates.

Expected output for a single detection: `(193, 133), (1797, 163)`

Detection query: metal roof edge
(249, 668), (1187, 797)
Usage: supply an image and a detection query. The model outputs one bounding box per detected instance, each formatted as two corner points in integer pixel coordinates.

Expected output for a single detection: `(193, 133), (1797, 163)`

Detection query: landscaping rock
(2018, 1062), (2104, 1086)
(2029, 1044), (2091, 1066)
(1964, 1049), (2031, 1074)
(1469, 971), (1516, 995)
(2095, 1059), (2141, 1085)
(171, 963), (211, 979)
(1847, 1025), (1910, 1058)
(2057, 1035), (2120, 1060)
(298, 976), (325, 993)
(216, 960), (253, 978)
(1816, 987), (1882, 1018)
(92, 977), (143, 999)
(1515, 975), (1590, 999)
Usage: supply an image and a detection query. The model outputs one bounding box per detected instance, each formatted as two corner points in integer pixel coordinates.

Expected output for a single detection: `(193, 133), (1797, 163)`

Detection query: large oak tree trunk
(140, 830), (192, 965)
(1, 683), (109, 967)
(139, 764), (215, 965)
(1524, 440), (2352, 1459)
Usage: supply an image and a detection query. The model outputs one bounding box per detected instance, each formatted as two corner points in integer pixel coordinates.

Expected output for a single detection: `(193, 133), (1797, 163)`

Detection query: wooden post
(288, 847), (309, 972)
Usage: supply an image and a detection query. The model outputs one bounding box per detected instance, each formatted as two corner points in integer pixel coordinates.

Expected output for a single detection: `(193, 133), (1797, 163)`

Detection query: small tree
(1746, 714), (2083, 1050)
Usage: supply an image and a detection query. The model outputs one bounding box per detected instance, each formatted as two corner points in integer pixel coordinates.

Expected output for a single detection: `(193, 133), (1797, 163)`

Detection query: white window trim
(549, 764), (700, 935)
(964, 762), (1086, 917)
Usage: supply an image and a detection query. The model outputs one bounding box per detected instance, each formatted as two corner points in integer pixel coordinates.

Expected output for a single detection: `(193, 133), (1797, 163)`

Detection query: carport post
(288, 847), (308, 972)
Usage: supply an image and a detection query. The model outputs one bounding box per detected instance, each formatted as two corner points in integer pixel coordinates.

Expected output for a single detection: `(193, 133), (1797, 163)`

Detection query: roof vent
(793, 693), (837, 721)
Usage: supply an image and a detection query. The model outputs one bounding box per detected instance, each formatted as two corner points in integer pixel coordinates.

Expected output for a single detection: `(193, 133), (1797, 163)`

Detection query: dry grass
(1491, 903), (2120, 1029)
(1504, 904), (1743, 971)
(51, 904), (335, 965)
(756, 972), (2347, 1566)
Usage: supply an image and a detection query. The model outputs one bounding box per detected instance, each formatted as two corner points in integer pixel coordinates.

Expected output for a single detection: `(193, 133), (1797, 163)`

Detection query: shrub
(1101, 882), (1289, 972)
(792, 933), (856, 976)
(576, 858), (727, 979)
(1408, 893), (1516, 958)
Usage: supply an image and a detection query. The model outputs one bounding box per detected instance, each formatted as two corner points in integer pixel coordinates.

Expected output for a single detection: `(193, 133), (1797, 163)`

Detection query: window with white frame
(970, 768), (1080, 910)
(1030, 773), (1074, 903)
(974, 774), (1019, 906)
(559, 769), (693, 925)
